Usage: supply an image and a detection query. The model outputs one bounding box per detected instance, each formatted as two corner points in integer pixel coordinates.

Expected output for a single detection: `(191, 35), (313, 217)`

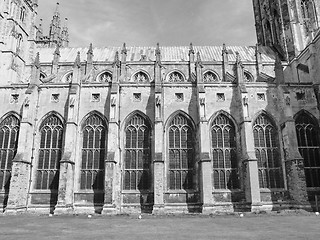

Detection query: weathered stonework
(1, 1), (320, 215)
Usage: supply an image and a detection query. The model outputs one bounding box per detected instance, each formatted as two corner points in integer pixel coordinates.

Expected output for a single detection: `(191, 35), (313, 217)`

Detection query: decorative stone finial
(74, 51), (81, 68)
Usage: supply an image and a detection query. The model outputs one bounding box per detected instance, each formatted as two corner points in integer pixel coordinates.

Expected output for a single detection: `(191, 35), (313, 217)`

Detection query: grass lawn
(0, 212), (319, 240)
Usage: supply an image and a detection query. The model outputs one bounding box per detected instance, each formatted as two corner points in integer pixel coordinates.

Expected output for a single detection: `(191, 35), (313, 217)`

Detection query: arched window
(253, 114), (283, 189)
(211, 114), (239, 189)
(204, 71), (219, 82)
(301, 0), (318, 32)
(295, 112), (320, 187)
(20, 6), (26, 22)
(81, 114), (106, 190)
(62, 72), (73, 83)
(123, 114), (151, 190)
(35, 114), (63, 190)
(0, 115), (20, 191)
(132, 71), (149, 83)
(168, 114), (194, 190)
(244, 71), (253, 82)
(97, 71), (112, 82)
(167, 71), (185, 83)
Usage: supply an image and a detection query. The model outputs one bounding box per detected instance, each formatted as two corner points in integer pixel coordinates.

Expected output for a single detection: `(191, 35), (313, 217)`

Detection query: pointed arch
(166, 111), (195, 190)
(253, 112), (283, 189)
(294, 110), (320, 187)
(123, 111), (152, 191)
(130, 70), (151, 83)
(165, 70), (187, 83)
(80, 111), (107, 190)
(203, 70), (220, 82)
(210, 112), (239, 189)
(0, 112), (20, 191)
(96, 70), (112, 83)
(35, 113), (64, 190)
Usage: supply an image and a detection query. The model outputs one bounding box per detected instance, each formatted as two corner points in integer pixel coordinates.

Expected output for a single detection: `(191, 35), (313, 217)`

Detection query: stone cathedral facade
(1, 0), (320, 214)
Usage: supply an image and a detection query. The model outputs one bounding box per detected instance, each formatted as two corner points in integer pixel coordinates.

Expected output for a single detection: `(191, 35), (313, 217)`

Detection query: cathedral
(0, 0), (320, 214)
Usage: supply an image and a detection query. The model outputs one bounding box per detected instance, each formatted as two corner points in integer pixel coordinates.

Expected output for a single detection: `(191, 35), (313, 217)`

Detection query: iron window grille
(123, 114), (151, 190)
(35, 115), (63, 190)
(0, 115), (20, 191)
(295, 113), (320, 187)
(80, 114), (106, 190)
(211, 114), (239, 189)
(253, 114), (283, 189)
(168, 114), (194, 190)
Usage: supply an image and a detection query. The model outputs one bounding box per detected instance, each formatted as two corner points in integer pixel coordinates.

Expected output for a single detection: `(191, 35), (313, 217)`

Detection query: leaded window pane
(35, 115), (63, 190)
(253, 114), (283, 188)
(80, 114), (106, 190)
(123, 114), (151, 190)
(211, 114), (239, 189)
(168, 114), (194, 190)
(0, 115), (20, 191)
(295, 113), (320, 187)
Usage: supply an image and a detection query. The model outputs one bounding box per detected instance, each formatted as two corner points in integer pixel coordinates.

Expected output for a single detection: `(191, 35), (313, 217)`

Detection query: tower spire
(60, 18), (69, 47)
(49, 2), (62, 47)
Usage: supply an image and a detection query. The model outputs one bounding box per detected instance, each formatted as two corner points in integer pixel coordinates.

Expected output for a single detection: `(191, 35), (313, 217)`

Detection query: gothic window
(62, 72), (73, 83)
(98, 71), (112, 82)
(301, 0), (318, 32)
(132, 71), (149, 83)
(295, 112), (320, 187)
(168, 114), (194, 190)
(81, 114), (106, 190)
(253, 114), (283, 189)
(35, 115), (63, 190)
(203, 71), (219, 82)
(39, 73), (46, 82)
(211, 114), (239, 189)
(244, 71), (253, 82)
(0, 115), (20, 191)
(123, 114), (151, 190)
(168, 71), (185, 83)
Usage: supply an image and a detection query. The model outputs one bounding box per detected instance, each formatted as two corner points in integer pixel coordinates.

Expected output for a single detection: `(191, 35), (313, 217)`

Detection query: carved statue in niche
(285, 95), (291, 106)
(111, 96), (116, 106)
(24, 96), (30, 107)
(156, 96), (161, 106)
(200, 98), (205, 105)
(69, 97), (75, 108)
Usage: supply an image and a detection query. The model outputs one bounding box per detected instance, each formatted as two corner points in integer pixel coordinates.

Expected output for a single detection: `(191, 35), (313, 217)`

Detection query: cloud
(38, 0), (257, 47)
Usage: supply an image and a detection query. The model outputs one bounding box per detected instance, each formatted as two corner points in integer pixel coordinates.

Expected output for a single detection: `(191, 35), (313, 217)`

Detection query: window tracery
(168, 114), (194, 190)
(80, 114), (106, 190)
(35, 115), (63, 190)
(244, 71), (253, 82)
(133, 72), (149, 83)
(123, 114), (151, 190)
(0, 115), (20, 191)
(295, 112), (320, 187)
(62, 72), (73, 83)
(301, 0), (318, 32)
(168, 72), (184, 83)
(98, 71), (112, 82)
(203, 71), (219, 82)
(211, 114), (239, 189)
(253, 114), (283, 189)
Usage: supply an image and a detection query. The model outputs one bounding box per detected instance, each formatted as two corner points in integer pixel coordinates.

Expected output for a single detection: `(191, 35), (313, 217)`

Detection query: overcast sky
(38, 0), (257, 47)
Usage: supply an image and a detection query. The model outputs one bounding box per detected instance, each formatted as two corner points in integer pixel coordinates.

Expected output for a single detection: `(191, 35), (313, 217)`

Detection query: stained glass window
(80, 114), (106, 190)
(253, 114), (283, 188)
(211, 114), (239, 189)
(123, 114), (151, 190)
(0, 115), (20, 191)
(35, 115), (63, 190)
(295, 112), (320, 187)
(168, 114), (194, 190)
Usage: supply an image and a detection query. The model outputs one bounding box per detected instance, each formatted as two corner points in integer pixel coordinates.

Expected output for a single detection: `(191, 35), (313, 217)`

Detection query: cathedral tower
(0, 0), (39, 85)
(253, 0), (320, 61)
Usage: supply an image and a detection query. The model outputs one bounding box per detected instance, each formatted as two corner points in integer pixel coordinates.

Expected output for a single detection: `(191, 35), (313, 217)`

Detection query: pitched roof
(37, 46), (276, 63)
